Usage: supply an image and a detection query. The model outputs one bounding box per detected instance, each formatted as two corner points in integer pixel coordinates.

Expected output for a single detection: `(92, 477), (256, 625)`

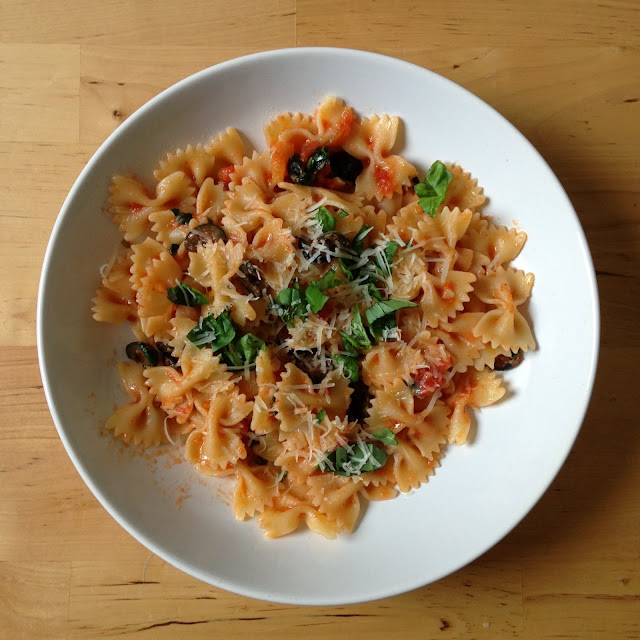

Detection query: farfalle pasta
(92, 97), (536, 539)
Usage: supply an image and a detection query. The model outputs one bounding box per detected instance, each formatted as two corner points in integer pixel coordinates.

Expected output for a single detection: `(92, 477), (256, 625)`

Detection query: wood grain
(0, 0), (638, 637)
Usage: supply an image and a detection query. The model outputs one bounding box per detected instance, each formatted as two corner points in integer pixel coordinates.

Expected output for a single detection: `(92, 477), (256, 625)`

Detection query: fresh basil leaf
(316, 409), (327, 423)
(369, 428), (398, 446)
(305, 269), (340, 314)
(339, 257), (356, 281)
(320, 441), (389, 477)
(414, 161), (453, 218)
(187, 309), (236, 350)
(367, 282), (383, 302)
(365, 299), (418, 325)
(346, 305), (373, 350)
(370, 313), (398, 341)
(352, 225), (372, 254)
(338, 209), (349, 218)
(273, 283), (308, 324)
(314, 269), (340, 292)
(167, 282), (209, 307)
(315, 206), (336, 232)
(374, 241), (400, 277)
(237, 333), (266, 365)
(305, 285), (329, 314)
(221, 341), (244, 367)
(171, 208), (193, 225)
(333, 354), (360, 382)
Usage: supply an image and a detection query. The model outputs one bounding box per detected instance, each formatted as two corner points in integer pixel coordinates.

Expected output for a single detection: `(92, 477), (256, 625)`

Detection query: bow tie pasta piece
(472, 266), (536, 352)
(106, 362), (167, 447)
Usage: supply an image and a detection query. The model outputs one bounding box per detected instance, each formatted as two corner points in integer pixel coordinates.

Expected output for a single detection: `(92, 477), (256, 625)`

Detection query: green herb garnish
(365, 298), (418, 325)
(369, 428), (398, 446)
(305, 269), (341, 314)
(414, 161), (453, 217)
(338, 209), (349, 218)
(316, 409), (327, 423)
(319, 441), (389, 476)
(374, 241), (399, 278)
(167, 282), (209, 307)
(332, 354), (360, 382)
(315, 206), (336, 232)
(187, 309), (236, 350)
(271, 283), (308, 325)
(222, 332), (266, 368)
(171, 208), (193, 225)
(339, 305), (373, 354)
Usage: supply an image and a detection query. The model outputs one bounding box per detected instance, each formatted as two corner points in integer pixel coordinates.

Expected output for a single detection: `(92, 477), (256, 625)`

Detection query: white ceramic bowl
(38, 48), (599, 605)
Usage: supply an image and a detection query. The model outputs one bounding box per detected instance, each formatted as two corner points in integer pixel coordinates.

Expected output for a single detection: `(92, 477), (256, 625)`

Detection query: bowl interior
(38, 48), (599, 605)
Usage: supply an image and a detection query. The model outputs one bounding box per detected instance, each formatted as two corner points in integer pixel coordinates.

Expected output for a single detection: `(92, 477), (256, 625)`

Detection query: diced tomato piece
(218, 164), (235, 187)
(412, 365), (448, 398)
(374, 164), (396, 197)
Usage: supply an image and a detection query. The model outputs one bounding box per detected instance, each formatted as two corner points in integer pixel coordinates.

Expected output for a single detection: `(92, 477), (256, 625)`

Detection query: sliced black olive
(169, 243), (180, 256)
(347, 379), (370, 423)
(298, 232), (350, 263)
(290, 348), (333, 384)
(287, 153), (309, 185)
(184, 223), (227, 252)
(238, 261), (264, 297)
(494, 350), (524, 371)
(330, 151), (364, 183)
(156, 342), (179, 367)
(125, 342), (158, 366)
(306, 146), (330, 176)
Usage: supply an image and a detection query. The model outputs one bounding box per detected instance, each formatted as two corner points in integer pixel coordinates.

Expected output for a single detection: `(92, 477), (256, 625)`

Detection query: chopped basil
(339, 305), (373, 354)
(222, 332), (266, 368)
(171, 208), (193, 225)
(352, 225), (373, 254)
(338, 209), (349, 218)
(414, 161), (453, 217)
(319, 441), (389, 477)
(369, 428), (398, 446)
(315, 206), (336, 233)
(316, 409), (327, 423)
(272, 283), (307, 325)
(374, 241), (399, 277)
(333, 354), (360, 382)
(367, 282), (383, 302)
(370, 313), (399, 341)
(338, 225), (372, 281)
(187, 309), (236, 350)
(167, 282), (209, 307)
(365, 299), (418, 325)
(187, 310), (265, 367)
(274, 270), (340, 320)
(305, 286), (329, 314)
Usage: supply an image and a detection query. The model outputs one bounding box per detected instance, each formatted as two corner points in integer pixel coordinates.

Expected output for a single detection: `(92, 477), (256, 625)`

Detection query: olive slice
(238, 261), (264, 297)
(298, 232), (350, 263)
(494, 350), (524, 371)
(125, 342), (158, 366)
(184, 223), (227, 252)
(330, 151), (364, 183)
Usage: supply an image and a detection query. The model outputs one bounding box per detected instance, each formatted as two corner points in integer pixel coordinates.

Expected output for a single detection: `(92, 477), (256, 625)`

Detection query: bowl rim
(37, 46), (601, 605)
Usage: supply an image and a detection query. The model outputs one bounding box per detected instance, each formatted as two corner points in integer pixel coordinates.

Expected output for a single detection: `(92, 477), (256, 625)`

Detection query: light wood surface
(1, 1), (638, 637)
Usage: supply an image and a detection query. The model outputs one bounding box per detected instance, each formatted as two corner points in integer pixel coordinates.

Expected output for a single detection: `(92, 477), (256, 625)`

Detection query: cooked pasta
(92, 98), (536, 539)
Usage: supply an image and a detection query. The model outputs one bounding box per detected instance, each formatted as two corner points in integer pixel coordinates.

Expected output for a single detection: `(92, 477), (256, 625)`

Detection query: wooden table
(1, 1), (638, 637)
